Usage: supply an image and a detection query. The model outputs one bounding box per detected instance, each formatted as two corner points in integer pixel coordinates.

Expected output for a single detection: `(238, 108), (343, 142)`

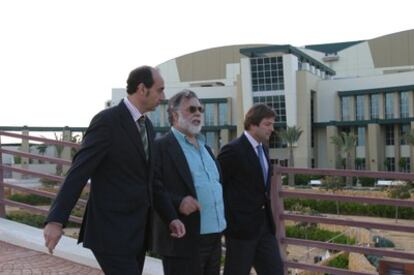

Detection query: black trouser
(162, 233), (222, 275)
(92, 249), (146, 275)
(223, 218), (284, 275)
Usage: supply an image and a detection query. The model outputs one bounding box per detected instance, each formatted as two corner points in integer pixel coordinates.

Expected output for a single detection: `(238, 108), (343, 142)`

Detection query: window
(355, 95), (365, 120)
(251, 57), (284, 92)
(204, 131), (218, 150)
(400, 91), (409, 118)
(341, 96), (351, 121)
(385, 93), (394, 119)
(385, 125), (394, 145)
(149, 106), (161, 127)
(218, 103), (228, 125)
(370, 94), (380, 119)
(204, 103), (215, 126)
(253, 95), (286, 122)
(400, 124), (410, 145)
(355, 158), (366, 170)
(270, 127), (287, 149)
(399, 157), (410, 172)
(385, 157), (395, 171)
(357, 127), (365, 146)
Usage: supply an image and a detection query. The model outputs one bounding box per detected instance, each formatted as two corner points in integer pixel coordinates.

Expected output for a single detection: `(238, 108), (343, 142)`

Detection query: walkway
(0, 218), (163, 275)
(0, 240), (103, 275)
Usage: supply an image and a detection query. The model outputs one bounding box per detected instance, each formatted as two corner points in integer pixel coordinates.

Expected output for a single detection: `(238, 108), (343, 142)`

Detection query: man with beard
(218, 104), (284, 275)
(152, 89), (226, 275)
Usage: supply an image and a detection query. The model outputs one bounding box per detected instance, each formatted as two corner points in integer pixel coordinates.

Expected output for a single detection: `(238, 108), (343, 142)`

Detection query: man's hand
(43, 222), (63, 254)
(169, 219), (186, 238)
(179, 196), (201, 216)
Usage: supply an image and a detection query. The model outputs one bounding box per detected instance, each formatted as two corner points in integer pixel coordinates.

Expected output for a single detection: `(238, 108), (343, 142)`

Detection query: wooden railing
(1, 129), (414, 274)
(0, 130), (83, 223)
(271, 166), (414, 275)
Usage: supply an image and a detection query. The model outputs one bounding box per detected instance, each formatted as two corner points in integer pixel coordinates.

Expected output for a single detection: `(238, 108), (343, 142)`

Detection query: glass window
(253, 95), (286, 123)
(355, 95), (365, 120)
(149, 106), (161, 127)
(341, 96), (351, 121)
(400, 124), (410, 145)
(250, 57), (284, 92)
(204, 103), (215, 126)
(400, 91), (409, 118)
(399, 157), (410, 172)
(385, 157), (395, 172)
(270, 127), (286, 149)
(385, 125), (394, 145)
(218, 103), (228, 125)
(357, 127), (365, 146)
(385, 93), (394, 119)
(204, 131), (217, 150)
(355, 158), (366, 170)
(370, 94), (380, 119)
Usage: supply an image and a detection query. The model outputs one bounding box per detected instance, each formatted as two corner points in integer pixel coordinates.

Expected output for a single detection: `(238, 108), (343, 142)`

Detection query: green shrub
(366, 255), (382, 268)
(327, 254), (348, 269)
(7, 211), (46, 228)
(373, 236), (395, 248)
(286, 225), (356, 245)
(358, 177), (376, 187)
(6, 211), (80, 228)
(284, 198), (414, 219)
(7, 193), (52, 205)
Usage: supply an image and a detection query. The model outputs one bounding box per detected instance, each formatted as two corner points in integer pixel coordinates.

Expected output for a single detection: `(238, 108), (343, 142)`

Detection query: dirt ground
(286, 213), (414, 264)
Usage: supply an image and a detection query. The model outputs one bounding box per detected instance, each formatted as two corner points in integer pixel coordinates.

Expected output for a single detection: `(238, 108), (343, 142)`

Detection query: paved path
(0, 241), (103, 275)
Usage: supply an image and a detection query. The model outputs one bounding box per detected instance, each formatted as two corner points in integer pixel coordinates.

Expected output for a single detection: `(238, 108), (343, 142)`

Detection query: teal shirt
(172, 127), (226, 234)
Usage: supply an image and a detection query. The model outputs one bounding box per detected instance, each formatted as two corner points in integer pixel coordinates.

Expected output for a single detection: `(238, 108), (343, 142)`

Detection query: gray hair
(167, 89), (199, 125)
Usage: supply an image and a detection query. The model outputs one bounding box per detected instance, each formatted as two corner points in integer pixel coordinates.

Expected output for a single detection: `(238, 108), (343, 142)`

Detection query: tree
(402, 129), (414, 146)
(330, 132), (357, 186)
(279, 126), (303, 186)
(387, 184), (411, 223)
(321, 176), (345, 214)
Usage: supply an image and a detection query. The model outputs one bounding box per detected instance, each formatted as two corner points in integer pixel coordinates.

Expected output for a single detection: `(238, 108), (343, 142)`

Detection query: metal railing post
(271, 165), (287, 275)
(20, 126), (30, 179)
(0, 134), (6, 217)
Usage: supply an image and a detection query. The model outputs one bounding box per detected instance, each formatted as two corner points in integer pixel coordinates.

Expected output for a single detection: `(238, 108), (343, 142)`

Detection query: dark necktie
(137, 116), (148, 159)
(257, 144), (268, 185)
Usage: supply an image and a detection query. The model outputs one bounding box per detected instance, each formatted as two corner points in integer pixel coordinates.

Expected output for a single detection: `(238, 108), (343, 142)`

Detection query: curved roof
(368, 29), (414, 68)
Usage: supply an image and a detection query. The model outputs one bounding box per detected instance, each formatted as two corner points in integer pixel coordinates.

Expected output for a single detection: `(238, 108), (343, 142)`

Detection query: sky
(0, 0), (413, 127)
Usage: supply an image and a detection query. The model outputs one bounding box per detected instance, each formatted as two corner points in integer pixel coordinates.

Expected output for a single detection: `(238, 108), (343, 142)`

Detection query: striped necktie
(257, 144), (268, 185)
(137, 116), (148, 159)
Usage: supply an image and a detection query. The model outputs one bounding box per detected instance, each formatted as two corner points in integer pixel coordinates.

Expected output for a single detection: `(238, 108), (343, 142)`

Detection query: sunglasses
(187, 106), (205, 113)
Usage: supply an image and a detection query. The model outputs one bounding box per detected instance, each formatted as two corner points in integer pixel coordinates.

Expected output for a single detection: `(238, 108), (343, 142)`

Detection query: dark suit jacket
(151, 131), (221, 257)
(46, 101), (156, 255)
(217, 133), (275, 240)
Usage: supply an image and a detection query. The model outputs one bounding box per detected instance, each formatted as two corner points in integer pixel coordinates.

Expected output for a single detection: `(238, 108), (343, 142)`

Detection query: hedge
(7, 193), (52, 205)
(286, 225), (356, 245)
(284, 198), (414, 219)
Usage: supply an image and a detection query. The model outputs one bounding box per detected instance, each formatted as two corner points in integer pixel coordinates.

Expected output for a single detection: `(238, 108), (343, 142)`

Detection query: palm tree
(279, 126), (303, 186)
(388, 184), (411, 223)
(402, 129), (414, 145)
(330, 131), (357, 186)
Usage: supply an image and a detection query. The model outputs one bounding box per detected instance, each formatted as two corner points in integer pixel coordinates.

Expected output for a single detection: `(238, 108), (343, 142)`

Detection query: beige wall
(296, 71), (319, 167)
(368, 29), (414, 68)
(367, 124), (382, 171)
(326, 126), (338, 168)
(176, 45), (264, 82)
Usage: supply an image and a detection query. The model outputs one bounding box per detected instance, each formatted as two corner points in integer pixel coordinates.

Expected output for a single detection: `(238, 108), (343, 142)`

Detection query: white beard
(177, 112), (203, 135)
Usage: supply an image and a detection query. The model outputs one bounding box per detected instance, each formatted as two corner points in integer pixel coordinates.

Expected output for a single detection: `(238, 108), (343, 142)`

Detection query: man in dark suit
(43, 66), (185, 275)
(217, 104), (284, 275)
(152, 90), (226, 275)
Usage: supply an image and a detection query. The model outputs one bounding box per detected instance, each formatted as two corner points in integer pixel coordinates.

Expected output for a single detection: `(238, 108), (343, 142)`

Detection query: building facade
(111, 29), (414, 172)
